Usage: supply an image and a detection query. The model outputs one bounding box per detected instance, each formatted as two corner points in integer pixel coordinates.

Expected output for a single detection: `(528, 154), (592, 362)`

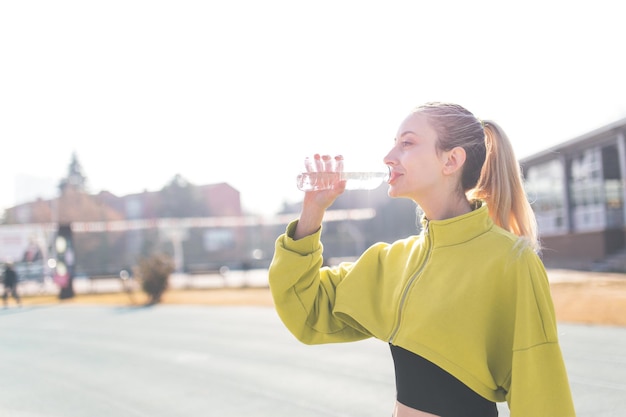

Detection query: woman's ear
(442, 146), (466, 176)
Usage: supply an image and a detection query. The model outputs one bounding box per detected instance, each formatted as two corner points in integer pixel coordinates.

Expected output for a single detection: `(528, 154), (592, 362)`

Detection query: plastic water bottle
(296, 171), (389, 191)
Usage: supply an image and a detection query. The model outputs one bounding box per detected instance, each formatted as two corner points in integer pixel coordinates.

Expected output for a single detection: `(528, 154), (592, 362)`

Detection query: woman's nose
(383, 149), (396, 166)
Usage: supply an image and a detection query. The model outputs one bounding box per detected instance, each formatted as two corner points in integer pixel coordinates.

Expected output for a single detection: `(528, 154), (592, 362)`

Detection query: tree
(59, 151), (88, 194)
(156, 174), (206, 218)
(135, 253), (174, 305)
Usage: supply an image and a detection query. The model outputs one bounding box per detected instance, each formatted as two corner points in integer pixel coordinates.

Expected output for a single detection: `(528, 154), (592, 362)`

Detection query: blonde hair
(415, 102), (539, 251)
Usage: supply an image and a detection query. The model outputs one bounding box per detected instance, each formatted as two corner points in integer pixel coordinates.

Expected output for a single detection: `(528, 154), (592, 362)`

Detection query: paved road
(0, 305), (624, 416)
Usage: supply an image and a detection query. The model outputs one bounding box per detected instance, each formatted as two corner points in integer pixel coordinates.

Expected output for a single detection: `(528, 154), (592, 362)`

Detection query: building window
(525, 159), (566, 235)
(569, 147), (605, 231)
(602, 144), (624, 228)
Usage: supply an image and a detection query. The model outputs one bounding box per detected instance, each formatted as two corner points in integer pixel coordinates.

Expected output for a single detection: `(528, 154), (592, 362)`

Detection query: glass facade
(601, 144), (624, 228)
(526, 140), (625, 237)
(525, 159), (567, 235)
(568, 144), (625, 231)
(569, 147), (605, 232)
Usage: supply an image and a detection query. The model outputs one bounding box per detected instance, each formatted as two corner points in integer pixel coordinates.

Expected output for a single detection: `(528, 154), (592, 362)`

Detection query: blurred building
(1, 154), (246, 276)
(521, 116), (626, 271)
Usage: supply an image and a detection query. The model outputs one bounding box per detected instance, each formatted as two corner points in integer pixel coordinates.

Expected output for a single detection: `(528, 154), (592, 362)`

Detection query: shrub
(135, 253), (174, 305)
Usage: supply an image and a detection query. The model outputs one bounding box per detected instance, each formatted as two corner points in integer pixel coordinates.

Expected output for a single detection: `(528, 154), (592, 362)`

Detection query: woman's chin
(386, 186), (401, 198)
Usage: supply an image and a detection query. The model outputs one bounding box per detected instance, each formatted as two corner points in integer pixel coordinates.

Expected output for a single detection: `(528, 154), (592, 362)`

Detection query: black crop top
(390, 344), (498, 417)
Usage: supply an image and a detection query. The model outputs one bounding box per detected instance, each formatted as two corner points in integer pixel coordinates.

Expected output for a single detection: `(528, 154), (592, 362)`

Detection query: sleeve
(268, 220), (373, 345)
(506, 343), (576, 416)
(504, 249), (576, 416)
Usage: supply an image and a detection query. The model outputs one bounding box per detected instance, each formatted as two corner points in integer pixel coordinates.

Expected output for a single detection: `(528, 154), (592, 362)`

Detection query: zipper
(388, 220), (433, 344)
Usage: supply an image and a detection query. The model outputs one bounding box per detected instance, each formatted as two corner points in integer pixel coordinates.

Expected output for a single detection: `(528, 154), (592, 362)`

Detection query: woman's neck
(420, 196), (472, 221)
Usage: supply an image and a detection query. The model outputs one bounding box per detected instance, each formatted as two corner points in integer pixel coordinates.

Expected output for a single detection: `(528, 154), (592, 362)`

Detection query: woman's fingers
(306, 154), (341, 172)
(334, 155), (344, 173)
(304, 157), (314, 172)
(322, 155), (333, 172)
(314, 154), (324, 172)
(302, 154), (344, 189)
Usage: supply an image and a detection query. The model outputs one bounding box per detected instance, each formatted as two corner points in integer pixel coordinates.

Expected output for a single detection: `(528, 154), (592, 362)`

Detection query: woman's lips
(388, 171), (402, 184)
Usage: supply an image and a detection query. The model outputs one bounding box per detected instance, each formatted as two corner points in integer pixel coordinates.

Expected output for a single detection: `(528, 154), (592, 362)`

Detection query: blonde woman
(269, 102), (576, 416)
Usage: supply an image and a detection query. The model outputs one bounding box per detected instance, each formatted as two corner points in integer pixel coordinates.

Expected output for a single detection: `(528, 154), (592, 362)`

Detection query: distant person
(268, 102), (576, 416)
(3, 262), (21, 308)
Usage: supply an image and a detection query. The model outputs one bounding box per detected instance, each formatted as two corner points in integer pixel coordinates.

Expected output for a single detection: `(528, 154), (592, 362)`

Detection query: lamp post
(55, 224), (75, 299)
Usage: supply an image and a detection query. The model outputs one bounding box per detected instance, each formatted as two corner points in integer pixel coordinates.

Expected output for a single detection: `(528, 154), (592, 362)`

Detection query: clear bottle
(296, 171), (389, 191)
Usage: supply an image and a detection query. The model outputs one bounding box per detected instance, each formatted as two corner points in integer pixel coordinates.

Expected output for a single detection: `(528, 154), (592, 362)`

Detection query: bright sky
(2, 1), (625, 216)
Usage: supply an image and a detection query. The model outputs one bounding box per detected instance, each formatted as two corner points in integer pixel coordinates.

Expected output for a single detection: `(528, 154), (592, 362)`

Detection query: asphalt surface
(0, 305), (625, 417)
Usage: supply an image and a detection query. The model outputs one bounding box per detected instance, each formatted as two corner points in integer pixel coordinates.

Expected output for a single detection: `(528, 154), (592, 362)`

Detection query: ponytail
(468, 121), (540, 251)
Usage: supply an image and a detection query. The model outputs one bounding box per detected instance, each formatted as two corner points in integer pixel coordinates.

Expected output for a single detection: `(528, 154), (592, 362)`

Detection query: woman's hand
(301, 154), (347, 210)
(294, 154), (346, 240)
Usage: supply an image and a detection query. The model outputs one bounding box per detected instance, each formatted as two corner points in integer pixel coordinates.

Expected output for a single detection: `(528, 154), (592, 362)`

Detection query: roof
(520, 116), (626, 166)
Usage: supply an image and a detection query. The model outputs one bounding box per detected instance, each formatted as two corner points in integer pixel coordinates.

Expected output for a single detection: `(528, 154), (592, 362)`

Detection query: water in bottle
(296, 171), (389, 191)
(296, 154), (389, 191)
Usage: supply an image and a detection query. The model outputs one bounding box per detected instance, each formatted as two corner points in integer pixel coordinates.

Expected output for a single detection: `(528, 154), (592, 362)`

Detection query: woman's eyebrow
(394, 131), (417, 142)
(399, 130), (416, 138)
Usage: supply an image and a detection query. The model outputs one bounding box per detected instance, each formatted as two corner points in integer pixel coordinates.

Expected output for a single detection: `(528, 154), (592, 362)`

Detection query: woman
(268, 102), (576, 416)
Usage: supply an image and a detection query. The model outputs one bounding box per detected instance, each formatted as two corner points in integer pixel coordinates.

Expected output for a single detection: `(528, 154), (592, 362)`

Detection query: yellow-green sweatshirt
(269, 205), (576, 416)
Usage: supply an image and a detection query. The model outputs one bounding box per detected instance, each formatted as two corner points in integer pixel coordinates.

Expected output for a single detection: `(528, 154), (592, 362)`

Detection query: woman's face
(384, 112), (447, 202)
